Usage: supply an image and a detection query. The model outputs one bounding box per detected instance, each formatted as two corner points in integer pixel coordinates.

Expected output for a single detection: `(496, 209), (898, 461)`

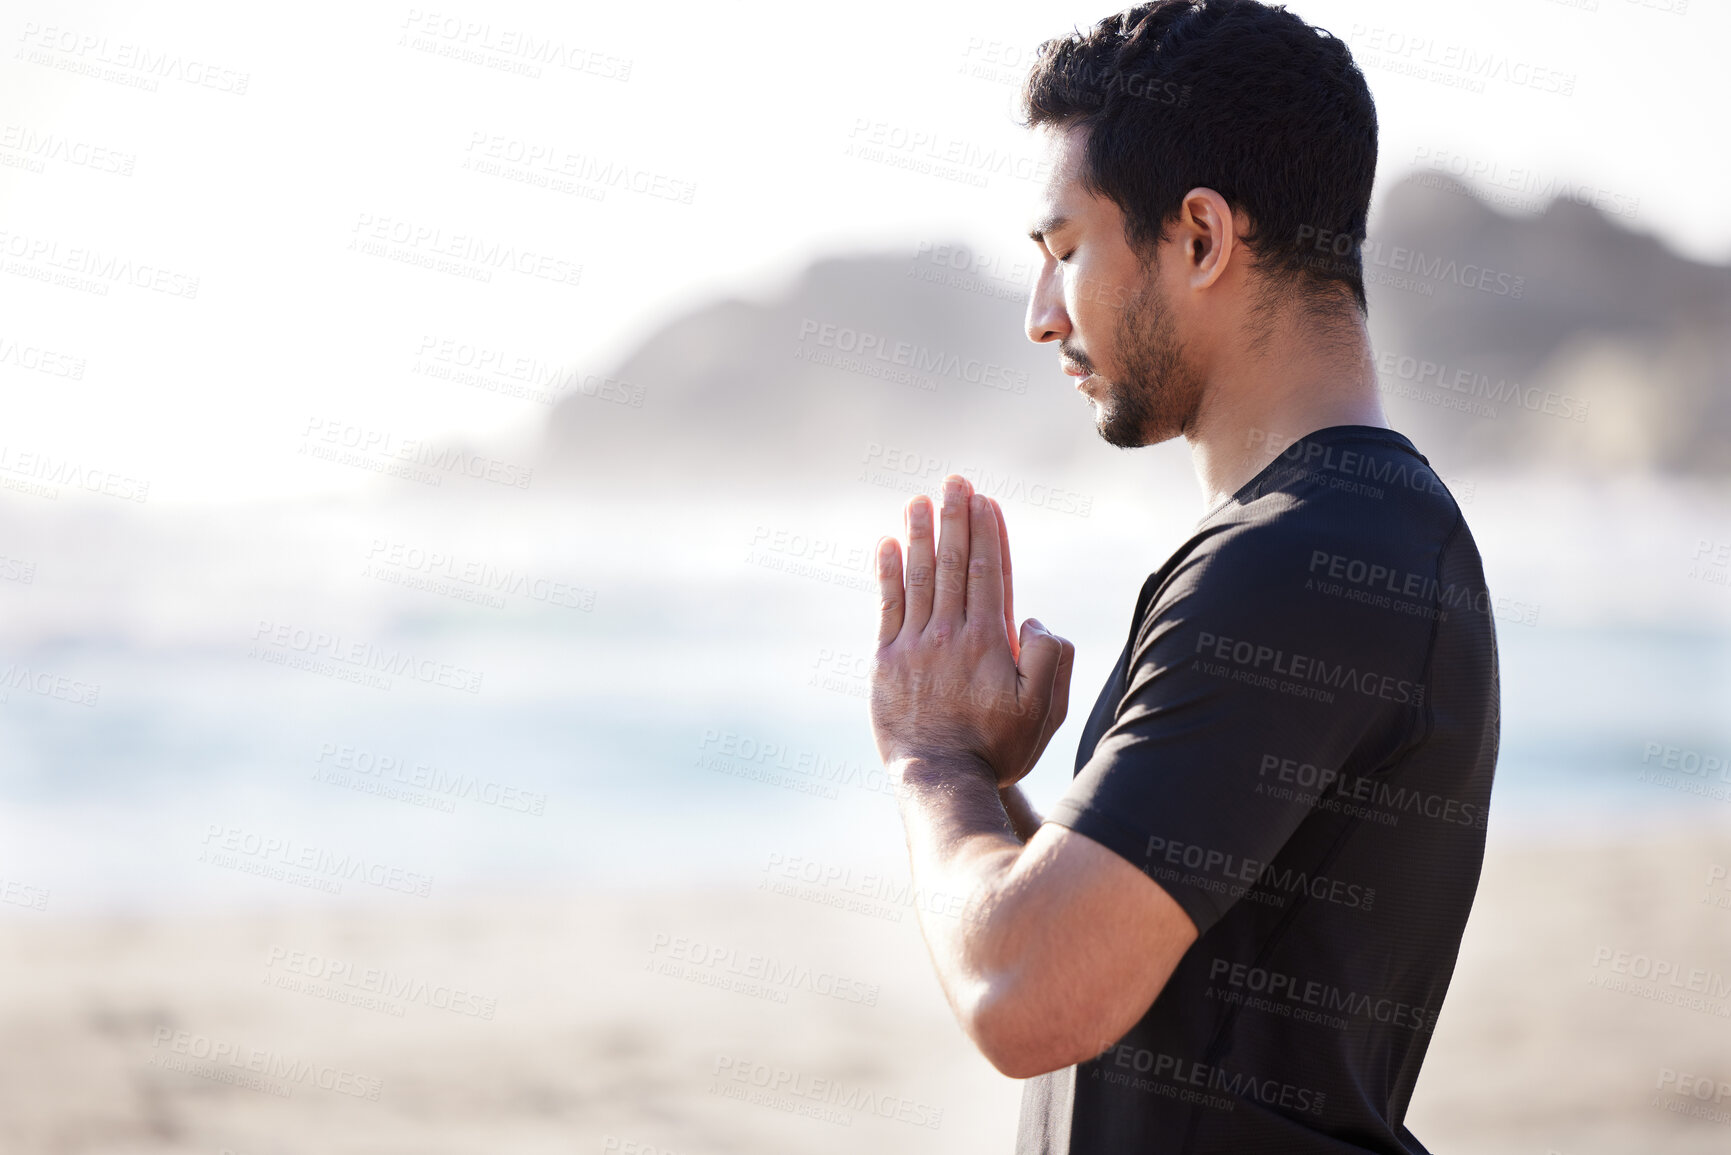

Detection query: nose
(1025, 259), (1069, 345)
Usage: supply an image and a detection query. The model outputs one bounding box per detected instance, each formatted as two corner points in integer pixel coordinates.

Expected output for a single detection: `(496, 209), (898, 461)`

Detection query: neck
(1184, 308), (1387, 507)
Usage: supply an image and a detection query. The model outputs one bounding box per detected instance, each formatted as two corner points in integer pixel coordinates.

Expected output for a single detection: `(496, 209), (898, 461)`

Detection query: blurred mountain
(1363, 173), (1731, 475)
(538, 244), (1103, 497)
(541, 175), (1731, 489)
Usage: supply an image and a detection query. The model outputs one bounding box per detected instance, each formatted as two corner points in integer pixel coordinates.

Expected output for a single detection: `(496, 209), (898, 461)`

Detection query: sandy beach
(4, 823), (1729, 1155)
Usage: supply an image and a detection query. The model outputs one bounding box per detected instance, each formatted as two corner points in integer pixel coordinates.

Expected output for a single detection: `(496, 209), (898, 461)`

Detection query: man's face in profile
(1024, 123), (1203, 448)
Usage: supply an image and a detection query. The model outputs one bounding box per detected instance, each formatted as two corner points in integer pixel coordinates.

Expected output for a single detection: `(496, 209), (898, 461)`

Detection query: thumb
(1016, 619), (1063, 715)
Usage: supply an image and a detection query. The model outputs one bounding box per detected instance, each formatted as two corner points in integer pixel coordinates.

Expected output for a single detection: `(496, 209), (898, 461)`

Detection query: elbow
(964, 980), (1104, 1080)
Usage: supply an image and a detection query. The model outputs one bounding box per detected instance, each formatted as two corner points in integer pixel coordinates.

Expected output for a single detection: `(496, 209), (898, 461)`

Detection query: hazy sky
(2, 0), (1723, 501)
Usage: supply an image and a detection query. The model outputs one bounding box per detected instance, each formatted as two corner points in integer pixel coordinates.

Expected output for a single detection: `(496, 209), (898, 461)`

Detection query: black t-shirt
(1016, 426), (1499, 1155)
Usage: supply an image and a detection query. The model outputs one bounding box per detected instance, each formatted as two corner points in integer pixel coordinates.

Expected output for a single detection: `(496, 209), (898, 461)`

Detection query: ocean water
(1, 472), (1727, 914)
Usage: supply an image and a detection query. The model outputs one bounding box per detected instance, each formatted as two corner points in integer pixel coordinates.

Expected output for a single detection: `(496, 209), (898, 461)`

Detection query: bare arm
(871, 477), (1198, 1078)
(1000, 784), (1043, 844)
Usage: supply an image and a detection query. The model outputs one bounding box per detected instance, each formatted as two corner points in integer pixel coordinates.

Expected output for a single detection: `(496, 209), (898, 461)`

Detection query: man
(866, 2), (1499, 1152)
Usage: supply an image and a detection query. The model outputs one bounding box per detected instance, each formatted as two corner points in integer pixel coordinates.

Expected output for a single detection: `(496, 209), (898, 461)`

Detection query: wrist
(890, 751), (999, 790)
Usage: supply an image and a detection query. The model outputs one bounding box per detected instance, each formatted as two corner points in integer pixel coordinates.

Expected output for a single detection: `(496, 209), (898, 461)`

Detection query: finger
(988, 498), (1017, 661)
(1015, 618), (1065, 721)
(1029, 633), (1075, 764)
(930, 475), (973, 629)
(874, 536), (904, 648)
(965, 493), (1006, 632)
(903, 495), (936, 633)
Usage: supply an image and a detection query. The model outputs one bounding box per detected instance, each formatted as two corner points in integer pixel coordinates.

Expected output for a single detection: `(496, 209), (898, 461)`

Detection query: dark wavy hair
(1021, 0), (1378, 313)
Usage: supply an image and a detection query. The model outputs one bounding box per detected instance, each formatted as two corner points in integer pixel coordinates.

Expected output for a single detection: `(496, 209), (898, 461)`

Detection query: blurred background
(1, 0), (1728, 1152)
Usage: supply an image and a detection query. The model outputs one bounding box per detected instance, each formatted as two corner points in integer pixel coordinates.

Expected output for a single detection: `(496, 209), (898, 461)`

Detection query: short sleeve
(1044, 521), (1430, 936)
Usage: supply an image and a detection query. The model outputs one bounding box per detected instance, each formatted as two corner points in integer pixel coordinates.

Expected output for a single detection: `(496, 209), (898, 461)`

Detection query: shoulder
(1177, 434), (1467, 594)
(1135, 480), (1457, 685)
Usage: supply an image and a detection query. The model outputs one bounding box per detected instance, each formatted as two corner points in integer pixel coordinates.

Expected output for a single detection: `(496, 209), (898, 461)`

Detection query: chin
(1088, 372), (1194, 449)
(1091, 392), (1170, 449)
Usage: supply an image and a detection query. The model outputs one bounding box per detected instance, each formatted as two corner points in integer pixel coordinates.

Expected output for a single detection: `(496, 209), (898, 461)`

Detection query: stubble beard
(1089, 271), (1204, 449)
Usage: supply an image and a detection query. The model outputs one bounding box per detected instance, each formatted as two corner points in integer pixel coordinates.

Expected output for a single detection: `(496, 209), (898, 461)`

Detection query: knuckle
(937, 547), (965, 571)
(905, 565), (933, 590)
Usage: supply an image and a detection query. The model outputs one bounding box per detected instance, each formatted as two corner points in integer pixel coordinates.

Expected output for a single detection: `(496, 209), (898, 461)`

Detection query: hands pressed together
(868, 474), (1075, 789)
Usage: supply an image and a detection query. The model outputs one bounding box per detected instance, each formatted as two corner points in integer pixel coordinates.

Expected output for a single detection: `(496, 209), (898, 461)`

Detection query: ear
(1175, 187), (1237, 291)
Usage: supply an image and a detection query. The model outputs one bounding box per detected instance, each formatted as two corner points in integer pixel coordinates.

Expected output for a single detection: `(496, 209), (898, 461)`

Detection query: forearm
(892, 754), (1025, 1024)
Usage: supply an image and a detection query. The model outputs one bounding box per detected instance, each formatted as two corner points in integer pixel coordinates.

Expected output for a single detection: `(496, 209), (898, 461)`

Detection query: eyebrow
(1027, 213), (1071, 244)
